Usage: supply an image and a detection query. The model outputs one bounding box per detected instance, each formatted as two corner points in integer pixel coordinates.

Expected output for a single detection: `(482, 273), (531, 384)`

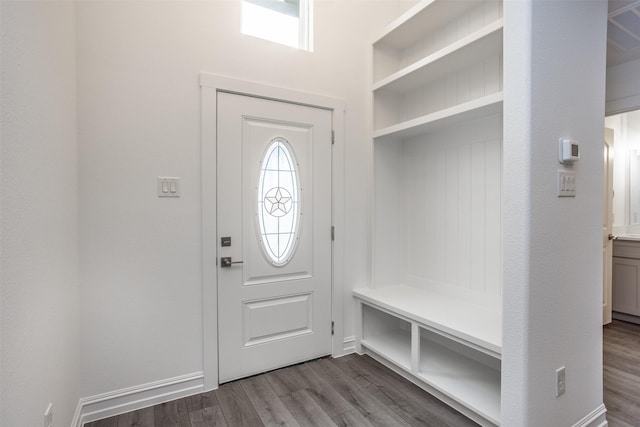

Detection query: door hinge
(331, 130), (335, 145)
(331, 225), (335, 241)
(331, 321), (335, 335)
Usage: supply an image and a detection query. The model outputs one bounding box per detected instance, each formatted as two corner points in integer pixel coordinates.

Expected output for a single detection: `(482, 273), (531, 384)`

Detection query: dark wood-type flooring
(604, 319), (640, 427)
(85, 353), (477, 427)
(87, 320), (640, 427)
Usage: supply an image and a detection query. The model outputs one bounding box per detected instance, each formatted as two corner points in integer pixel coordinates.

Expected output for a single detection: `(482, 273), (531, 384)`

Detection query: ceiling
(608, 0), (640, 66)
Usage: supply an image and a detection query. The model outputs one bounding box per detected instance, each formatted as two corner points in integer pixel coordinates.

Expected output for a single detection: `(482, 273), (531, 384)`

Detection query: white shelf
(373, 0), (481, 50)
(419, 336), (501, 425)
(373, 20), (503, 94)
(354, 284), (501, 357)
(373, 91), (503, 141)
(361, 333), (412, 371)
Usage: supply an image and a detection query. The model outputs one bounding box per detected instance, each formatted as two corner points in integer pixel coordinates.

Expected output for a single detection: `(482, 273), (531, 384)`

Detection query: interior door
(217, 92), (333, 383)
(603, 127), (614, 325)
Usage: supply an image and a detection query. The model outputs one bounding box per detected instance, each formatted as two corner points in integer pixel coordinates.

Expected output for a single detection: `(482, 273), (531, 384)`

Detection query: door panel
(242, 293), (313, 346)
(217, 92), (332, 383)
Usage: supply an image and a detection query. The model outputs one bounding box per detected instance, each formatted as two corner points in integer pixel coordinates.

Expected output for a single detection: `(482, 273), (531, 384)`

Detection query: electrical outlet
(556, 366), (566, 397)
(44, 403), (53, 427)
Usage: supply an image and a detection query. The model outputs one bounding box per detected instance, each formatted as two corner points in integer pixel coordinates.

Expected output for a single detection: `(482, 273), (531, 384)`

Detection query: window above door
(241, 0), (313, 51)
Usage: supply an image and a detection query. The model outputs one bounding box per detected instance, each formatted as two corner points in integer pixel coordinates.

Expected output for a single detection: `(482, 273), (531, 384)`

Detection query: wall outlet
(556, 366), (566, 397)
(44, 403), (53, 427)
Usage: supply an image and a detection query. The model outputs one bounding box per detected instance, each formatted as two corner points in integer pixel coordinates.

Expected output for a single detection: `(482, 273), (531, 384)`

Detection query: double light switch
(158, 177), (180, 197)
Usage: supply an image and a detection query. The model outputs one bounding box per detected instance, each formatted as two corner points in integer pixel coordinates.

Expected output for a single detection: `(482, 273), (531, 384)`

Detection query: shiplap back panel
(373, 137), (406, 288)
(402, 54), (502, 125)
(405, 114), (502, 296)
(374, 54), (503, 131)
(400, 0), (502, 71)
(374, 114), (502, 297)
(372, 0), (503, 83)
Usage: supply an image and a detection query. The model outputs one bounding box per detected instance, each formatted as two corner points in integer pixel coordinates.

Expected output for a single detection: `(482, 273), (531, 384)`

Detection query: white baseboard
(573, 403), (608, 427)
(342, 335), (356, 354)
(75, 372), (205, 426)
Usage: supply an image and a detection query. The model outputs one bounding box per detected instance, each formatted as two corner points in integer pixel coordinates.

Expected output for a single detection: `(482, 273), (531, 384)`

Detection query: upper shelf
(373, 91), (503, 141)
(373, 0), (485, 50)
(374, 20), (503, 95)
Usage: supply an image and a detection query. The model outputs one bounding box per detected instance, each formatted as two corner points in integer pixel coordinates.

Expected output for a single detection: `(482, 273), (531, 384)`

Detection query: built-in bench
(353, 284), (502, 426)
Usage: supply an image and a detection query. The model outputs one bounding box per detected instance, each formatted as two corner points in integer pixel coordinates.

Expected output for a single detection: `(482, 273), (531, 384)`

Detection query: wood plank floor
(86, 320), (640, 427)
(604, 319), (640, 427)
(85, 353), (478, 427)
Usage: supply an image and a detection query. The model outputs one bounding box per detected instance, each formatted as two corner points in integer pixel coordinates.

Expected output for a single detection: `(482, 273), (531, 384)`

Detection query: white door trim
(200, 73), (346, 390)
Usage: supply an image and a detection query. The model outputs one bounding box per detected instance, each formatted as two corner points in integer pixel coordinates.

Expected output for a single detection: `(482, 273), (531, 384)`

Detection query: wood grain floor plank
(90, 417), (118, 427)
(334, 355), (449, 427)
(189, 405), (228, 427)
(242, 374), (301, 426)
(333, 411), (416, 427)
(153, 400), (190, 427)
(331, 409), (376, 427)
(266, 364), (310, 397)
(605, 320), (640, 427)
(216, 379), (264, 427)
(293, 361), (354, 418)
(281, 389), (338, 427)
(181, 390), (218, 413)
(310, 357), (383, 417)
(117, 406), (155, 427)
(340, 354), (477, 427)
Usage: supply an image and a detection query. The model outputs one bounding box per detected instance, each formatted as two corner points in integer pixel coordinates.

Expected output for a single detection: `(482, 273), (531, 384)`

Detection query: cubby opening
(361, 304), (412, 370)
(419, 327), (501, 424)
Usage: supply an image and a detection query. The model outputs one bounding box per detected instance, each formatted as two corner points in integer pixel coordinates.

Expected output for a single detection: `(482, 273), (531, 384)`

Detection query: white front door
(603, 127), (614, 325)
(217, 92), (333, 383)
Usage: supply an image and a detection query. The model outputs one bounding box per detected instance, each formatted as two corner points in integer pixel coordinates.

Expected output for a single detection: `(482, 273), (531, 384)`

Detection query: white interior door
(603, 127), (614, 325)
(217, 92), (333, 383)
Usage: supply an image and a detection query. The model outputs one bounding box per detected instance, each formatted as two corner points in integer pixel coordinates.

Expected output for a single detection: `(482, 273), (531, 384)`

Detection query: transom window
(257, 138), (301, 266)
(241, 0), (313, 51)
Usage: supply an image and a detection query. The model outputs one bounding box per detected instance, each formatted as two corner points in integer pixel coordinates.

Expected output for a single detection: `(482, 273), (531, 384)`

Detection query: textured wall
(1, 2), (80, 426)
(503, 0), (607, 425)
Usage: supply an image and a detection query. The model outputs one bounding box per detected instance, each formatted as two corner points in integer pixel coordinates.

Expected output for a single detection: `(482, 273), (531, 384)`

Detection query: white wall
(502, 0), (607, 425)
(0, 2), (80, 426)
(77, 0), (402, 398)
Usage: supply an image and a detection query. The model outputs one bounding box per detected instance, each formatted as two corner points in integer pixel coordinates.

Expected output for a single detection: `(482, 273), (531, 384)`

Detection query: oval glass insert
(257, 138), (300, 266)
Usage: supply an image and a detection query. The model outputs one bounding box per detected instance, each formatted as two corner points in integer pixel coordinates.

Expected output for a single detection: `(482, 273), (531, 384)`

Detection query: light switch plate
(158, 177), (180, 198)
(557, 171), (576, 197)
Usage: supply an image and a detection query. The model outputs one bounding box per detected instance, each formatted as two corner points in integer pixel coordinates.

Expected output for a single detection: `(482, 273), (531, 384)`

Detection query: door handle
(608, 234), (617, 241)
(221, 257), (244, 268)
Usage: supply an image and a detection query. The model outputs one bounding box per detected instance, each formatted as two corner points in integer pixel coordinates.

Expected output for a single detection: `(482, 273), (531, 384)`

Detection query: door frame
(603, 128), (614, 325)
(200, 73), (346, 390)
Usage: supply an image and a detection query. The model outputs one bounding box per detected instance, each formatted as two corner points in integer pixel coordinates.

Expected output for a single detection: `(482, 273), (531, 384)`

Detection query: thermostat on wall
(559, 138), (580, 164)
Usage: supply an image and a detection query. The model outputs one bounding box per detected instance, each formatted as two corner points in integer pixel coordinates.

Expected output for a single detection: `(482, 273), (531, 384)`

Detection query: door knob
(221, 257), (244, 268)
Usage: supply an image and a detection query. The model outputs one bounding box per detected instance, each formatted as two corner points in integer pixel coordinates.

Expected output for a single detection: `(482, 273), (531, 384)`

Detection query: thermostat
(559, 138), (580, 164)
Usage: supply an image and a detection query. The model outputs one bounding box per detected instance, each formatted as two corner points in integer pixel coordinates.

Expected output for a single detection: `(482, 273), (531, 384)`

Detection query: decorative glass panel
(257, 138), (300, 265)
